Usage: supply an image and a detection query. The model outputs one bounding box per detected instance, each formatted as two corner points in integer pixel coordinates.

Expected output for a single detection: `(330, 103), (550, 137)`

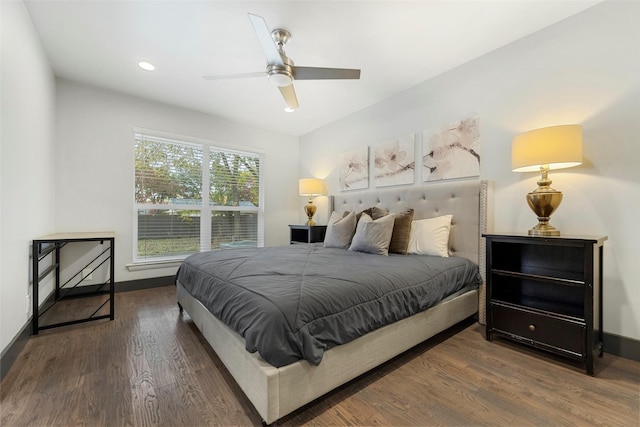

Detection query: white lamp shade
(512, 124), (583, 172)
(299, 178), (327, 196)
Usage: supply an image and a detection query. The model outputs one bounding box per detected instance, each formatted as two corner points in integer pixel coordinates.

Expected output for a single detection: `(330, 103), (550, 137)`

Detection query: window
(133, 130), (264, 262)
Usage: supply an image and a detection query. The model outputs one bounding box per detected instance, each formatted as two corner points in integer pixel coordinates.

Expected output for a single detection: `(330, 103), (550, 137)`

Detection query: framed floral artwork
(374, 134), (415, 187)
(423, 116), (480, 181)
(339, 147), (369, 191)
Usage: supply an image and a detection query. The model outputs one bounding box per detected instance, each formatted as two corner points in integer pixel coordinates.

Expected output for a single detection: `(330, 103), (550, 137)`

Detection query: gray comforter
(176, 243), (481, 367)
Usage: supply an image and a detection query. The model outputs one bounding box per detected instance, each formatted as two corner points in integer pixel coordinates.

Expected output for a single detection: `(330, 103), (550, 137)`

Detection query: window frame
(132, 128), (265, 265)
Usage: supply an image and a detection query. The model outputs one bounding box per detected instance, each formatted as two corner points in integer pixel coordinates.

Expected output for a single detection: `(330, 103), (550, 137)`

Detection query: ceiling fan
(203, 13), (361, 111)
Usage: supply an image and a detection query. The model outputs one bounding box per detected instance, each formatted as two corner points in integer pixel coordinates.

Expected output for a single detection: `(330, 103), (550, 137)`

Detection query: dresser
(484, 233), (607, 375)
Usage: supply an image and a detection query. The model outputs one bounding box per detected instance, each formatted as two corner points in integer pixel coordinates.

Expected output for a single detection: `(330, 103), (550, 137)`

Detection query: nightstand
(289, 225), (327, 244)
(484, 233), (607, 375)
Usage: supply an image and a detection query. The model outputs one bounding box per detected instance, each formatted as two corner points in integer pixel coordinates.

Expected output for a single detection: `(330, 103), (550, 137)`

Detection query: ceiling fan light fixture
(268, 71), (293, 87)
(284, 106), (297, 113)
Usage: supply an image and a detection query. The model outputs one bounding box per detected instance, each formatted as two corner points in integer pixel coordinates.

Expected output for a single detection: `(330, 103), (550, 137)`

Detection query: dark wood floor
(1, 285), (638, 426)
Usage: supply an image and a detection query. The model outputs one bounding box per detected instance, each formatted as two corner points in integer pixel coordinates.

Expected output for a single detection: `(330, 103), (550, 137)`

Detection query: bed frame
(177, 179), (489, 424)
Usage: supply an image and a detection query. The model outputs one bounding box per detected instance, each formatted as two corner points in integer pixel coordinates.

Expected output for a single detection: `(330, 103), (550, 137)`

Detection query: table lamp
(512, 124), (583, 236)
(299, 178), (327, 226)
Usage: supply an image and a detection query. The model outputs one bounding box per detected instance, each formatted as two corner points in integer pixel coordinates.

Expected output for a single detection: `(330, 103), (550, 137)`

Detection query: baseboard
(115, 275), (175, 292)
(46, 276), (174, 298)
(0, 319), (31, 381)
(0, 275), (174, 381)
(604, 332), (640, 362)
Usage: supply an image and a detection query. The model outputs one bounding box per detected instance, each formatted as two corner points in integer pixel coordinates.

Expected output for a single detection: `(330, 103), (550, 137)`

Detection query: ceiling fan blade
(278, 84), (299, 110)
(293, 66), (361, 80)
(248, 13), (284, 66)
(203, 72), (265, 80)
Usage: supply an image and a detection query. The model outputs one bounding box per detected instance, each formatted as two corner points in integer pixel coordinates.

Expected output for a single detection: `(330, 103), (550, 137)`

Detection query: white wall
(1, 2), (56, 352)
(299, 1), (640, 341)
(55, 80), (300, 283)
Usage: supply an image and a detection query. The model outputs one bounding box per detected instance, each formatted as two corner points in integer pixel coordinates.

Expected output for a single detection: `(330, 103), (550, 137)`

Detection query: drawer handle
(528, 324), (536, 332)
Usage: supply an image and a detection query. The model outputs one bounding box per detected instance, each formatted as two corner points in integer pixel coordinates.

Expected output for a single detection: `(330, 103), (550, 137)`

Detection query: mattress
(176, 243), (481, 367)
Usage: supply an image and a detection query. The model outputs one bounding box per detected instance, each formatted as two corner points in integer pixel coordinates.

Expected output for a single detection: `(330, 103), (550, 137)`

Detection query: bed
(176, 179), (489, 424)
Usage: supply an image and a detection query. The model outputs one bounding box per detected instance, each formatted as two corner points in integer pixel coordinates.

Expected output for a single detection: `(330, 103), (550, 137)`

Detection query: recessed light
(138, 61), (155, 71)
(284, 107), (296, 113)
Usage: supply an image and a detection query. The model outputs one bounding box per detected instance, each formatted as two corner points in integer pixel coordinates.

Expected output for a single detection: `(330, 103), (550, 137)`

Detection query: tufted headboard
(333, 180), (489, 323)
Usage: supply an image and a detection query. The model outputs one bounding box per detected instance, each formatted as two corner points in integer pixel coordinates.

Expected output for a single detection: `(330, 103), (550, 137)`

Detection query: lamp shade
(299, 178), (327, 197)
(512, 125), (583, 172)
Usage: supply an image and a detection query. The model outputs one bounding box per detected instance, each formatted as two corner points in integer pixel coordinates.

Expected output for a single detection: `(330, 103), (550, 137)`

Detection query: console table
(32, 232), (115, 334)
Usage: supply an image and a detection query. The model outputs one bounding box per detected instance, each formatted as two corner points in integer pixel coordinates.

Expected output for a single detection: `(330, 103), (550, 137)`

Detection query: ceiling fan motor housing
(267, 56), (294, 87)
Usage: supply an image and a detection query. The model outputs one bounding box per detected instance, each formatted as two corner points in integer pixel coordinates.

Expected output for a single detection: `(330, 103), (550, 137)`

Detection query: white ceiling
(24, 0), (601, 136)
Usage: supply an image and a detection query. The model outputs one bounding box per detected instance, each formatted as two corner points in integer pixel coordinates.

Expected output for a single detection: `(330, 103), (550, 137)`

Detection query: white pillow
(407, 215), (453, 257)
(348, 213), (395, 256)
(324, 211), (357, 249)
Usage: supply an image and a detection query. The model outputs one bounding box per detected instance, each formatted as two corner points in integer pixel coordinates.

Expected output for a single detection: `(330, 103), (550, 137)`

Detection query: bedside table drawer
(492, 304), (585, 355)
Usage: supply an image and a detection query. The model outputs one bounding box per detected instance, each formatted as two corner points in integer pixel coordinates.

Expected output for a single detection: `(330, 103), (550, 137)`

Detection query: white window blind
(133, 131), (264, 262)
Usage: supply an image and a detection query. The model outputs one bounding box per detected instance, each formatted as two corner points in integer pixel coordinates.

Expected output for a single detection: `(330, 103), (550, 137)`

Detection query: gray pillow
(324, 211), (357, 249)
(389, 208), (415, 255)
(348, 213), (395, 255)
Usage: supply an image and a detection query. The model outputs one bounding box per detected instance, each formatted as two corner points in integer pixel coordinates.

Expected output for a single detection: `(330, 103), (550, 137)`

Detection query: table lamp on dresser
(512, 124), (583, 236)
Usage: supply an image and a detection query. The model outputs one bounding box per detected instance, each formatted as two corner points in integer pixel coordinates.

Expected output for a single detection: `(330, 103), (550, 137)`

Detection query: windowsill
(126, 259), (183, 272)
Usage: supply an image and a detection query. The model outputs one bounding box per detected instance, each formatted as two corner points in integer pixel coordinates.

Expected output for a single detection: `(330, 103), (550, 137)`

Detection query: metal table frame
(32, 232), (115, 334)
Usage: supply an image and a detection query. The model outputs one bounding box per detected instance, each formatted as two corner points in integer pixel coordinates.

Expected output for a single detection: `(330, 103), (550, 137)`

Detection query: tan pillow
(357, 206), (389, 221)
(388, 209), (415, 255)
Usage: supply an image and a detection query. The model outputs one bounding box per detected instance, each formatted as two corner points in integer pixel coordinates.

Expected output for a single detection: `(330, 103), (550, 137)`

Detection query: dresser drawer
(492, 303), (585, 355)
